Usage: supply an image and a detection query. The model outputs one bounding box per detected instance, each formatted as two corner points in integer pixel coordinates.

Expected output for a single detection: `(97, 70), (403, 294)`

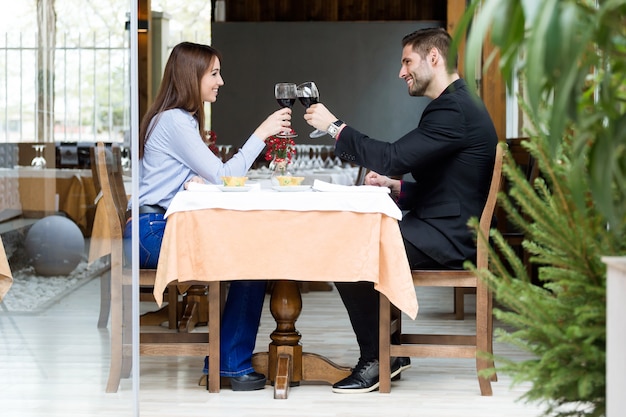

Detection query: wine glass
(31, 144), (47, 169)
(297, 81), (325, 138)
(274, 82), (297, 138)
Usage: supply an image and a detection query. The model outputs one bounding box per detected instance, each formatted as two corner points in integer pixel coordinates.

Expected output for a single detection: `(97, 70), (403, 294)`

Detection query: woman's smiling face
(200, 57), (224, 103)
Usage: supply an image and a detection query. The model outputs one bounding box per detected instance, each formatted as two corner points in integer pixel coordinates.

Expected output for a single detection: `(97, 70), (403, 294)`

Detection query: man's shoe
(390, 356), (411, 381)
(332, 357), (412, 393)
(332, 359), (380, 393)
(230, 372), (267, 391)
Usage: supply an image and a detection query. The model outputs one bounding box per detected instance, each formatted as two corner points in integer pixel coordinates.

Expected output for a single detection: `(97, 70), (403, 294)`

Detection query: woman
(123, 41), (291, 391)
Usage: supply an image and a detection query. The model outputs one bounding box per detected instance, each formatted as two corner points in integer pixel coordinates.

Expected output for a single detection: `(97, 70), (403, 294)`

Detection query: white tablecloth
(167, 184), (402, 220)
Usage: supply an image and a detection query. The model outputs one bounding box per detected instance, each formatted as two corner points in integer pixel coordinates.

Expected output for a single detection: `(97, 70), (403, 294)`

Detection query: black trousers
(334, 237), (441, 362)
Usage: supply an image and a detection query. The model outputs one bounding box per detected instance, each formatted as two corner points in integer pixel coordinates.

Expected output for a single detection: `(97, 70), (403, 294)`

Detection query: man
(304, 27), (498, 393)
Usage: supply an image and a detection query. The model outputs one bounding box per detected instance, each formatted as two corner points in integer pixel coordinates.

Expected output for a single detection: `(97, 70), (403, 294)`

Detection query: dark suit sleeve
(334, 96), (467, 177)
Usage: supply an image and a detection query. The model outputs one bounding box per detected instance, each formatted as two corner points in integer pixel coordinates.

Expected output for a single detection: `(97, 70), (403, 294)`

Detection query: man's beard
(409, 76), (428, 97)
(409, 78), (428, 97)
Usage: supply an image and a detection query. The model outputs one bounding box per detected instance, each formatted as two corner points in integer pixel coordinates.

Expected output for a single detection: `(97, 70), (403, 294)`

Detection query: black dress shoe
(332, 359), (380, 394)
(332, 357), (412, 394)
(230, 372), (267, 391)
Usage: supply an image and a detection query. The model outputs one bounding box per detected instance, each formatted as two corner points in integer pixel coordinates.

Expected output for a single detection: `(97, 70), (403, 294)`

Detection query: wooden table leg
(252, 280), (351, 399)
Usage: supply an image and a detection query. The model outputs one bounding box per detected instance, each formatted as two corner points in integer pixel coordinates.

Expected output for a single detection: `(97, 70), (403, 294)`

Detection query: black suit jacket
(335, 79), (498, 268)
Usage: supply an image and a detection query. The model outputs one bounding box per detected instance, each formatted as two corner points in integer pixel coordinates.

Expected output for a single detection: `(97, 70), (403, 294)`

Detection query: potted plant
(455, 1), (626, 416)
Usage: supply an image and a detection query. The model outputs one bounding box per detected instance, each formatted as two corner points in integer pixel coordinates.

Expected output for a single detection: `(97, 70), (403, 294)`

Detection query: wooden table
(153, 187), (418, 398)
(0, 167), (97, 235)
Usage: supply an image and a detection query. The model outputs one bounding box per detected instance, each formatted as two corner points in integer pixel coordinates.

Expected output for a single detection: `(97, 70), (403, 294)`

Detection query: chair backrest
(110, 147), (128, 221)
(94, 142), (124, 247)
(475, 143), (505, 269)
(93, 144), (128, 230)
(497, 137), (537, 235)
(89, 147), (102, 196)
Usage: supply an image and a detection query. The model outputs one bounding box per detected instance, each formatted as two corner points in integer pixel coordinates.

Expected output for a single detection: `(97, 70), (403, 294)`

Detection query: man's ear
(429, 47), (439, 65)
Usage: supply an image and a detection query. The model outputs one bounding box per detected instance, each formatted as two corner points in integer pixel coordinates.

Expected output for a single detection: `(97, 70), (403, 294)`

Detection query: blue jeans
(123, 213), (166, 269)
(123, 214), (267, 377)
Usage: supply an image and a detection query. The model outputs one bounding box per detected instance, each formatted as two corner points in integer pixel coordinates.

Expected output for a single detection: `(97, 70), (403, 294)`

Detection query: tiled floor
(0, 276), (546, 417)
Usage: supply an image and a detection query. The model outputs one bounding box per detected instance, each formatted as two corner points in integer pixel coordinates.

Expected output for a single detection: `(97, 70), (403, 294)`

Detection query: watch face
(327, 120), (343, 138)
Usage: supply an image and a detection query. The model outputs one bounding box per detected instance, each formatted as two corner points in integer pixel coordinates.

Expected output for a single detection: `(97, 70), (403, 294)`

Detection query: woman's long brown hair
(138, 42), (222, 159)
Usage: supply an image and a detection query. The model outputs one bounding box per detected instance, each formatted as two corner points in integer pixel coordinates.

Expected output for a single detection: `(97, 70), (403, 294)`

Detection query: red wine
(298, 96), (319, 108)
(276, 98), (296, 108)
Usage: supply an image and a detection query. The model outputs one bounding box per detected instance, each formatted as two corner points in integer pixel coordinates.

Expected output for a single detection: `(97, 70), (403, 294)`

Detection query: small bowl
(275, 176), (305, 186)
(221, 176), (248, 187)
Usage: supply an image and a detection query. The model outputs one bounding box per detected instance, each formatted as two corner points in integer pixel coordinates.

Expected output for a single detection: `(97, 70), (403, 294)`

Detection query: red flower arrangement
(264, 136), (297, 163)
(203, 130), (220, 156)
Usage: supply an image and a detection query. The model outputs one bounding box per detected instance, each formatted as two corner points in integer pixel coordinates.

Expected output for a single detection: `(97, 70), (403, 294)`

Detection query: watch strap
(327, 119), (344, 138)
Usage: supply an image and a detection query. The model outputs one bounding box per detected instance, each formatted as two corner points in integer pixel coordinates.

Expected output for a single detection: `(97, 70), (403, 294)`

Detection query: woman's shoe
(230, 372), (267, 391)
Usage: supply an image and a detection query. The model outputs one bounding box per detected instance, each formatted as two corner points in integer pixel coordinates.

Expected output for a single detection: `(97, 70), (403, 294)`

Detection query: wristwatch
(326, 120), (344, 139)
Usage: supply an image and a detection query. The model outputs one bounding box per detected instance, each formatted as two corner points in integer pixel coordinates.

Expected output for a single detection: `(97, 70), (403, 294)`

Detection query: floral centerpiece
(264, 135), (297, 176)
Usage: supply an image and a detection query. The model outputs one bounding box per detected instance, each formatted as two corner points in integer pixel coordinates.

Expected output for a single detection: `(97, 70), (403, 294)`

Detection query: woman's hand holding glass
(253, 107), (292, 142)
(274, 82), (298, 138)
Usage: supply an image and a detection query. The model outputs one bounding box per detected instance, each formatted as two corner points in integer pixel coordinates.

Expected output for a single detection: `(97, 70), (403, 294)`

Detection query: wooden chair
(93, 142), (221, 393)
(378, 143), (505, 396)
(453, 141), (536, 318)
(90, 146), (187, 330)
(90, 146), (133, 328)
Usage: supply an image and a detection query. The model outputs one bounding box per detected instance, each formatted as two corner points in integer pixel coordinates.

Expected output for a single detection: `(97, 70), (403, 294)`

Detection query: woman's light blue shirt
(135, 108), (265, 209)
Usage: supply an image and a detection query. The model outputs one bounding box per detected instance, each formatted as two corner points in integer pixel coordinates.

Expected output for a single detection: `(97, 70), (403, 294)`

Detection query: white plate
(218, 185), (253, 192)
(272, 185), (312, 192)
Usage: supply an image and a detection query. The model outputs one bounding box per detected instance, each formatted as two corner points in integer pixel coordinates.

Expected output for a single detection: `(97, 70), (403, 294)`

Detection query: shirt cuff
(335, 125), (347, 141)
(395, 180), (406, 203)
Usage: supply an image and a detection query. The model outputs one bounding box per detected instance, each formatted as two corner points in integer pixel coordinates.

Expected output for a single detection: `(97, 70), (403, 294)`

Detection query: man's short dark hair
(402, 27), (458, 71)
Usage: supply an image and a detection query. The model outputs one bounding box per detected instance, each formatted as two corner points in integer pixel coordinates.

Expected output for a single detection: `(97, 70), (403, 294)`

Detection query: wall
(210, 21), (443, 149)
(221, 0), (446, 21)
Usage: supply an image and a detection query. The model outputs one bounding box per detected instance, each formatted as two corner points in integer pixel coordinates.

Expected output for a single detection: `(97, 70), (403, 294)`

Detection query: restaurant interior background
(0, 0), (516, 414)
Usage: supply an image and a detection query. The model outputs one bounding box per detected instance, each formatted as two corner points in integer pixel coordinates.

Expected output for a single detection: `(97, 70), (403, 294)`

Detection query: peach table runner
(0, 236), (13, 302)
(154, 190), (418, 319)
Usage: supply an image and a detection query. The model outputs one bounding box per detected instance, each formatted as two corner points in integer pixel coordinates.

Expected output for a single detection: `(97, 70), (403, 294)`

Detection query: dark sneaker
(332, 358), (380, 394)
(332, 356), (412, 394)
